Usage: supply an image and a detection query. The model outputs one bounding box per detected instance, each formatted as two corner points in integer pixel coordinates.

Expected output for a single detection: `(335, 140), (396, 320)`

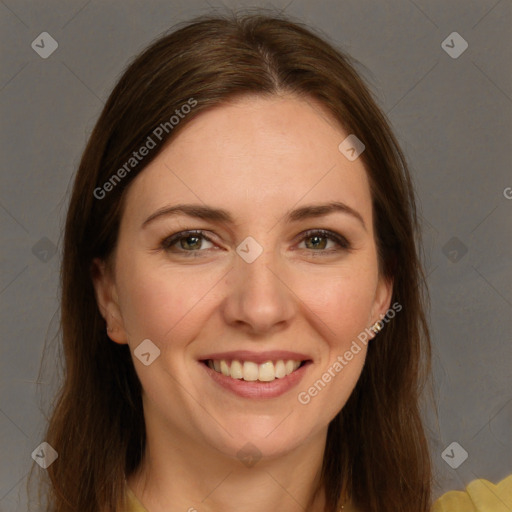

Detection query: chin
(199, 415), (318, 463)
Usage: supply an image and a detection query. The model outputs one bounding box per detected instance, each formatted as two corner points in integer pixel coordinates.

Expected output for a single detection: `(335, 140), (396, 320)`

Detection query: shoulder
(431, 474), (512, 511)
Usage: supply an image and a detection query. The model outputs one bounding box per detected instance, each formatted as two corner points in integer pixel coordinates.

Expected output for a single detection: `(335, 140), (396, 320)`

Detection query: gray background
(1, 0), (511, 510)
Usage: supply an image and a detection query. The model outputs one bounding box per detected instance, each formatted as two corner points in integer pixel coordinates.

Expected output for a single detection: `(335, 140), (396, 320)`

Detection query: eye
(296, 229), (350, 253)
(160, 230), (215, 255)
(160, 228), (351, 257)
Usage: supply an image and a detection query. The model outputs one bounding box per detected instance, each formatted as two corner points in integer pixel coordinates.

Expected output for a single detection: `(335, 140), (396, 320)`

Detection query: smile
(205, 359), (303, 382)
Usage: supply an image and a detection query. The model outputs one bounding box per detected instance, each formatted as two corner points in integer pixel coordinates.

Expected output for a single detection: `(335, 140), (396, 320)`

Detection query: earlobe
(90, 257), (128, 345)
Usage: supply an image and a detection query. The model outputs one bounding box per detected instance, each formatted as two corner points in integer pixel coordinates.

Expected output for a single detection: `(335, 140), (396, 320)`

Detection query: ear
(369, 273), (394, 337)
(91, 257), (128, 345)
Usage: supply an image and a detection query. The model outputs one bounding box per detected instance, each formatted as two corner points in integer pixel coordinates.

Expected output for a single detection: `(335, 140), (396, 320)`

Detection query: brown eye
(304, 234), (329, 250)
(178, 234), (203, 250)
(161, 230), (215, 254)
(298, 229), (350, 252)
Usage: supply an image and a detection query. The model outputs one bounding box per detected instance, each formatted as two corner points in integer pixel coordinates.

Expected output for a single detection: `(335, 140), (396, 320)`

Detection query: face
(93, 94), (392, 462)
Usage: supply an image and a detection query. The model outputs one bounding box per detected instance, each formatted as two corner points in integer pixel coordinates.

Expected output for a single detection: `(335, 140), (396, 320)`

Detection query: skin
(92, 94), (393, 512)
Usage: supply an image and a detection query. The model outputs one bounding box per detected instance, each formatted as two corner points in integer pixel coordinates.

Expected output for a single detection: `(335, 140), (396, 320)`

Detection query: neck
(127, 410), (329, 512)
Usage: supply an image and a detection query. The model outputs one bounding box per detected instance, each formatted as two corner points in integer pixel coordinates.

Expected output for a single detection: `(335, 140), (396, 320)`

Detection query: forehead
(122, 94), (372, 227)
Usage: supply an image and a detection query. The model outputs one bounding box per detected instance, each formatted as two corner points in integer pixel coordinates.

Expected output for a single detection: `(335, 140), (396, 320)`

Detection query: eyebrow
(141, 201), (366, 230)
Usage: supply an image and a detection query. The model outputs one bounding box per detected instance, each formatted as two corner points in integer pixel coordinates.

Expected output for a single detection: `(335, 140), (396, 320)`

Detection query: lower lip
(200, 361), (311, 399)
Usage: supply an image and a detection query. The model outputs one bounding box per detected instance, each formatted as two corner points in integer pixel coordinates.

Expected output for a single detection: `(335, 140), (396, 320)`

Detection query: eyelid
(160, 229), (216, 250)
(160, 228), (351, 255)
(294, 228), (350, 250)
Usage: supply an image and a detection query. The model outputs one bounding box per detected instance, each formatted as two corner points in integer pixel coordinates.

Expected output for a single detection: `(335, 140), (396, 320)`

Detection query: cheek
(293, 266), (376, 416)
(115, 255), (221, 344)
(293, 261), (379, 344)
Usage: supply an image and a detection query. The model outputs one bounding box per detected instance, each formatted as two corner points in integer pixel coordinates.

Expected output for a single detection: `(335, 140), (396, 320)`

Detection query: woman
(34, 10), (510, 512)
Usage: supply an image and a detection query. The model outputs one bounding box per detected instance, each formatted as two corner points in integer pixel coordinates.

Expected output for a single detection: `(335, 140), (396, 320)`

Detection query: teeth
(207, 359), (302, 382)
(220, 360), (230, 377)
(259, 361), (275, 381)
(275, 360), (286, 379)
(243, 361), (259, 381)
(230, 360), (243, 379)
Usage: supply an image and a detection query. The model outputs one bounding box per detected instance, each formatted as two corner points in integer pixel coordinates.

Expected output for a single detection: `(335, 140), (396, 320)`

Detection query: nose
(220, 243), (297, 335)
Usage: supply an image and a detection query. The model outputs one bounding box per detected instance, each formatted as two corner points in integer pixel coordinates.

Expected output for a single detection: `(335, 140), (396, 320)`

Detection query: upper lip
(199, 350), (312, 364)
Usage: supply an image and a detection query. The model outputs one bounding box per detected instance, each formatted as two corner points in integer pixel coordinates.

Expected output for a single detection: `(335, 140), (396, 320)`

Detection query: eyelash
(160, 229), (351, 257)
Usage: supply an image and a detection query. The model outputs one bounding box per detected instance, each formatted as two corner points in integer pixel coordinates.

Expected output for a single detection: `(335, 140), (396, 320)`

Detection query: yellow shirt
(125, 485), (146, 512)
(431, 475), (512, 512)
(125, 474), (512, 511)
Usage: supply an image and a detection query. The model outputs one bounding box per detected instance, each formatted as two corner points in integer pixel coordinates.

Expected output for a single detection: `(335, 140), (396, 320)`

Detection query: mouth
(201, 358), (309, 382)
(198, 350), (312, 398)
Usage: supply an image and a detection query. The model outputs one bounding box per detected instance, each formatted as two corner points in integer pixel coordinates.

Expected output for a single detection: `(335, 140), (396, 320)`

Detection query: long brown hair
(34, 10), (433, 512)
